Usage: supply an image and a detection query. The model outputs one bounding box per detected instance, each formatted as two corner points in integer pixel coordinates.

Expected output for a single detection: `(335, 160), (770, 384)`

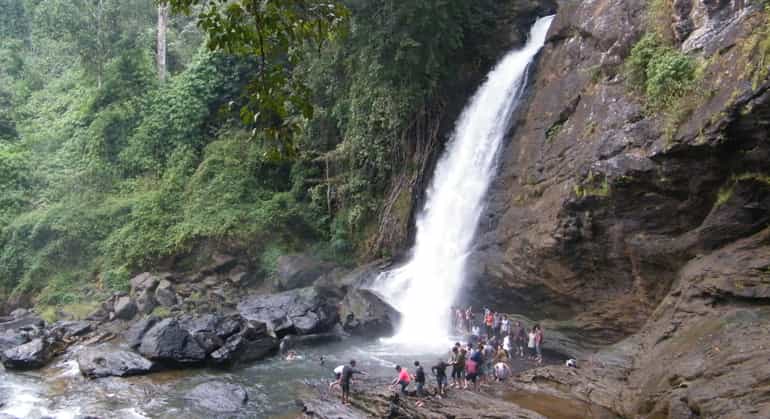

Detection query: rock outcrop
(273, 253), (336, 291)
(237, 287), (340, 337)
(137, 318), (207, 364)
(338, 289), (401, 337)
(464, 0), (770, 417)
(1, 338), (52, 370)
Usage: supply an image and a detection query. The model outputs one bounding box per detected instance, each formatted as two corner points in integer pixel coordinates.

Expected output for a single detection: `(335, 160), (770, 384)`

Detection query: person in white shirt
(329, 364), (345, 390)
(503, 334), (512, 358)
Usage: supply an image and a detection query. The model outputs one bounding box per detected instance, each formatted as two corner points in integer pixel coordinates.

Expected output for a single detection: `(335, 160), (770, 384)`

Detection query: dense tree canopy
(0, 0), (517, 315)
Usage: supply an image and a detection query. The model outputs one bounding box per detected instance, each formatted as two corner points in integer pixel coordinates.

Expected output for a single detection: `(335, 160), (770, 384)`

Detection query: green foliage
(626, 34), (696, 109)
(0, 0), (518, 304)
(162, 0), (350, 153)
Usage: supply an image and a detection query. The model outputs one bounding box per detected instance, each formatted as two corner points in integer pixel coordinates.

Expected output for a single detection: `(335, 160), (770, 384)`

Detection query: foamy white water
(376, 16), (554, 347)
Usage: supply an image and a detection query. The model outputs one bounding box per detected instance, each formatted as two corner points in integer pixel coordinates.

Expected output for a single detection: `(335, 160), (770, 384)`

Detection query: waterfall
(376, 16), (554, 346)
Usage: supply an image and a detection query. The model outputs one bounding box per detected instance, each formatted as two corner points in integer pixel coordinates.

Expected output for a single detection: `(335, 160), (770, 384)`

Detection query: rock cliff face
(462, 0), (770, 417)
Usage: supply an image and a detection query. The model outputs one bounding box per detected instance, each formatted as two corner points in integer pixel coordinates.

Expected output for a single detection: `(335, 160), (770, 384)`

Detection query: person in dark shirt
(340, 359), (367, 405)
(432, 358), (449, 396)
(413, 361), (426, 397)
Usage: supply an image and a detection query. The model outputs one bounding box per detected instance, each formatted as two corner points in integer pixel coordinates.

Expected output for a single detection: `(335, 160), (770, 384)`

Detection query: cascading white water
(376, 16), (554, 347)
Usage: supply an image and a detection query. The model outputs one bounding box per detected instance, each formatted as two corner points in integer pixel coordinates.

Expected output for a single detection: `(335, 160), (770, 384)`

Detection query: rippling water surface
(0, 338), (458, 418)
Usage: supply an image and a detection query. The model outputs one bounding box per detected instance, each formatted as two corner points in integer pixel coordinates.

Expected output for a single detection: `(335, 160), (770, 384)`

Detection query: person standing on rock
(527, 327), (537, 360)
(503, 333), (513, 359)
(514, 321), (527, 358)
(500, 315), (511, 338)
(484, 311), (494, 338)
(449, 346), (461, 388)
(534, 324), (544, 364)
(493, 312), (502, 339)
(340, 359), (367, 405)
(413, 361), (426, 397)
(465, 352), (479, 391)
(455, 348), (467, 389)
(432, 358), (449, 397)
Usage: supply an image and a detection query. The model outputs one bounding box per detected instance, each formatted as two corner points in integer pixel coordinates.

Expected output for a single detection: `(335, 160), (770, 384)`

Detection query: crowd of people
(328, 307), (546, 406)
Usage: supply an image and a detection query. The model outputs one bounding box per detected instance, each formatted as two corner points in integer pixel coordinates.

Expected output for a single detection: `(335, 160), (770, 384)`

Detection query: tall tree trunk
(156, 3), (169, 82)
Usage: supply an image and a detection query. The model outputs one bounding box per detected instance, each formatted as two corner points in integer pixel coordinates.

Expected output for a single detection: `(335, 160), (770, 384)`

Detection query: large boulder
(137, 318), (206, 364)
(77, 345), (155, 378)
(237, 287), (339, 337)
(1, 338), (52, 370)
(273, 253), (336, 291)
(123, 316), (160, 349)
(154, 279), (178, 307)
(179, 314), (228, 355)
(114, 296), (138, 321)
(209, 320), (278, 366)
(339, 289), (401, 338)
(184, 381), (248, 413)
(130, 273), (160, 315)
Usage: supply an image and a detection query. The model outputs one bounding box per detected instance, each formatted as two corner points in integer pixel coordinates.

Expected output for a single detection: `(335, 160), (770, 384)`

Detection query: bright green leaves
(161, 0), (350, 156)
(625, 34), (696, 108)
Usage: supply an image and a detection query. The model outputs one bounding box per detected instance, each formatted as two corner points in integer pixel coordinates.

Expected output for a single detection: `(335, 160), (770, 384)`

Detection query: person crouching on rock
(329, 363), (345, 391)
(494, 361), (512, 382)
(341, 359), (367, 405)
(392, 365), (411, 394)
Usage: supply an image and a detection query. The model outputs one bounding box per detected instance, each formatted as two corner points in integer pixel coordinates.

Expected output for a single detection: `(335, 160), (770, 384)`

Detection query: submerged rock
(338, 289), (401, 338)
(78, 345), (155, 378)
(184, 381), (248, 413)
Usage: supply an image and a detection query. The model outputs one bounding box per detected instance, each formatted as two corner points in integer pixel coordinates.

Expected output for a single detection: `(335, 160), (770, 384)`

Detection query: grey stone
(1, 338), (51, 370)
(339, 289), (401, 338)
(113, 296), (137, 321)
(184, 381), (247, 413)
(77, 345), (154, 378)
(138, 319), (206, 364)
(154, 280), (178, 307)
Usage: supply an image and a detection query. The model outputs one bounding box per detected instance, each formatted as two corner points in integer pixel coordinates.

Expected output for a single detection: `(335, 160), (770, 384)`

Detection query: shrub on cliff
(625, 34), (696, 109)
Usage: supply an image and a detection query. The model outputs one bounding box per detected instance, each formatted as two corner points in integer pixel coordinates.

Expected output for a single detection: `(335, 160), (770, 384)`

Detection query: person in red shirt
(391, 365), (411, 394)
(484, 311), (494, 338)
